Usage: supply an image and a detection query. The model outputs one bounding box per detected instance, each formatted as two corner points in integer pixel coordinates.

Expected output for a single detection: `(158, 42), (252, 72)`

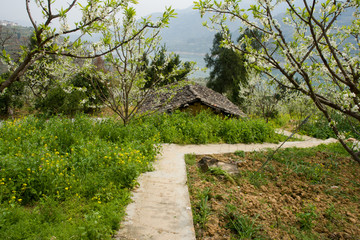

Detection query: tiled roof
(139, 82), (246, 117)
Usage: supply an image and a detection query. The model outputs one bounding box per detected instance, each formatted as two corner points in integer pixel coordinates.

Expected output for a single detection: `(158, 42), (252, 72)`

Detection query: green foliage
(143, 45), (193, 89)
(234, 150), (245, 158)
(300, 112), (360, 139)
(185, 154), (197, 166)
(0, 115), (160, 239)
(35, 86), (84, 115)
(225, 204), (261, 239)
(70, 70), (107, 112)
(205, 32), (247, 105)
(0, 111), (281, 238)
(35, 70), (106, 116)
(248, 171), (268, 187)
(209, 167), (236, 184)
(141, 110), (281, 144)
(193, 188), (211, 229)
(0, 72), (25, 115)
(296, 204), (318, 230)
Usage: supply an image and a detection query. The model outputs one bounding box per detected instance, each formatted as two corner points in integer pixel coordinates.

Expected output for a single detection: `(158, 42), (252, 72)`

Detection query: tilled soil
(187, 148), (360, 239)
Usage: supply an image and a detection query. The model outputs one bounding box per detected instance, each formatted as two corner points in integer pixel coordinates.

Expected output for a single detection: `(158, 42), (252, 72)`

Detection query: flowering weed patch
(0, 115), (160, 239)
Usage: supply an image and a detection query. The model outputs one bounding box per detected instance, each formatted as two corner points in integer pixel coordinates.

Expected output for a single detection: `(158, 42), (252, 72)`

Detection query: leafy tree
(34, 69), (107, 115)
(240, 73), (282, 122)
(0, 72), (25, 116)
(0, 0), (174, 92)
(205, 32), (247, 104)
(195, 0), (360, 164)
(143, 46), (193, 89)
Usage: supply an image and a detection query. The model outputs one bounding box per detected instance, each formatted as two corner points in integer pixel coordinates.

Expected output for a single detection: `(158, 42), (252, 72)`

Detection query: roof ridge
(187, 84), (201, 99)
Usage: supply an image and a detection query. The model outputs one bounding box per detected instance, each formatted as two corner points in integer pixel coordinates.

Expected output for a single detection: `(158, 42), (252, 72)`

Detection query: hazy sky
(0, 0), (195, 25)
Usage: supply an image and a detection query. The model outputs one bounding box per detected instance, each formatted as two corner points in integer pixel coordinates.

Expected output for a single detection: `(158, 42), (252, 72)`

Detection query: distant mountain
(0, 25), (33, 74)
(156, 4), (355, 78)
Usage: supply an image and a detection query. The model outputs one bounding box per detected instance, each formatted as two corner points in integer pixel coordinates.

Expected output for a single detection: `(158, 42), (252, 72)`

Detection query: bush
(35, 71), (107, 116)
(0, 72), (25, 116)
(300, 112), (360, 139)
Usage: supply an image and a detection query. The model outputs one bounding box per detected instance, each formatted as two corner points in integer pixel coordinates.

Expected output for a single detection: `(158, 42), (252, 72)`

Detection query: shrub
(0, 72), (25, 116)
(301, 112), (360, 139)
(34, 71), (107, 116)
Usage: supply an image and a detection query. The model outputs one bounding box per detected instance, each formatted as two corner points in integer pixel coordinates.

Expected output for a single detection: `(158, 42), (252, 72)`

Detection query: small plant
(185, 153), (196, 166)
(249, 171), (268, 188)
(209, 167), (236, 184)
(234, 150), (245, 158)
(225, 204), (260, 239)
(296, 204), (318, 230)
(193, 188), (211, 229)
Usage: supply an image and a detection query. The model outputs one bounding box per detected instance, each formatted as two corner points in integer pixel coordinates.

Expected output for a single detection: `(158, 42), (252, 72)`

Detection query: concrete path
(115, 136), (337, 240)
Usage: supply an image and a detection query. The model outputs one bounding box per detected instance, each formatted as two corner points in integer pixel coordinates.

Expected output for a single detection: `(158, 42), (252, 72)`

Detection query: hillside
(0, 24), (33, 74)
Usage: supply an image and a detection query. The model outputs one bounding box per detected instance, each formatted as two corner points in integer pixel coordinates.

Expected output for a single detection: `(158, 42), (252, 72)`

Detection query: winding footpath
(115, 132), (337, 240)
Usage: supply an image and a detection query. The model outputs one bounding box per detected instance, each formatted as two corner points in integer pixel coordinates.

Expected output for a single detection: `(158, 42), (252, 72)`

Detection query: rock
(217, 162), (239, 175)
(198, 156), (219, 172)
(198, 156), (239, 175)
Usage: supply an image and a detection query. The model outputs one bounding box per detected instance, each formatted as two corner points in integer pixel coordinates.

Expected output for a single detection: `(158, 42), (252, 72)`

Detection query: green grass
(225, 204), (262, 239)
(141, 110), (283, 144)
(193, 188), (211, 230)
(185, 153), (197, 165)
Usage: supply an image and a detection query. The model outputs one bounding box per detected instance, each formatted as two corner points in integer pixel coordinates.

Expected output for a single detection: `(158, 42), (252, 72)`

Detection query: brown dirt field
(186, 146), (360, 240)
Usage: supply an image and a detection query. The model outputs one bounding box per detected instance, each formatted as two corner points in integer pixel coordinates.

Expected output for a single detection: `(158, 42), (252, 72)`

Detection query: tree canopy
(195, 0), (360, 163)
(205, 32), (248, 105)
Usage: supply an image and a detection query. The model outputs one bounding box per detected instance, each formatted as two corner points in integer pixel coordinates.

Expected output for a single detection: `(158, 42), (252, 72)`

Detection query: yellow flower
(65, 187), (69, 190)
(18, 199), (22, 202)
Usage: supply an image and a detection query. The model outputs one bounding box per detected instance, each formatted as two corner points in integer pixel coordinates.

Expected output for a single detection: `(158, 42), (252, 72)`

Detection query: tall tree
(143, 45), (194, 89)
(0, 0), (174, 92)
(205, 32), (247, 104)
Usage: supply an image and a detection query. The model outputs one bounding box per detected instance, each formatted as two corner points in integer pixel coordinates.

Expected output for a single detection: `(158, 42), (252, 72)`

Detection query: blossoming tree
(0, 0), (174, 93)
(91, 7), (193, 125)
(195, 0), (360, 163)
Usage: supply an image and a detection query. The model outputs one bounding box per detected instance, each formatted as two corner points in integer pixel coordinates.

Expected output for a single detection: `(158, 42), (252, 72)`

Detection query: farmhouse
(140, 82), (246, 118)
